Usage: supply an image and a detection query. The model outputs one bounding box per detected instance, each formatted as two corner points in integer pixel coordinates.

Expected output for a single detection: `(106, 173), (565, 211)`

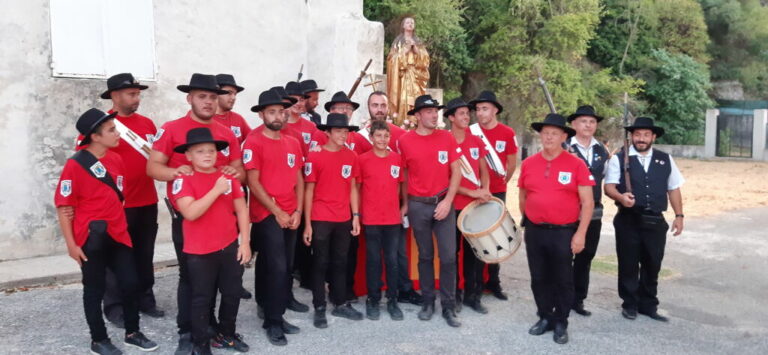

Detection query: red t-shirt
(454, 132), (488, 210)
(75, 112), (159, 208)
(54, 151), (132, 247)
(171, 170), (244, 254)
(284, 118), (318, 156)
(242, 130), (304, 222)
(517, 151), (595, 225)
(387, 122), (406, 152)
(398, 129), (460, 197)
(304, 147), (359, 222)
(311, 130), (373, 156)
(479, 123), (519, 193)
(213, 110), (251, 144)
(357, 150), (404, 225)
(152, 113), (242, 207)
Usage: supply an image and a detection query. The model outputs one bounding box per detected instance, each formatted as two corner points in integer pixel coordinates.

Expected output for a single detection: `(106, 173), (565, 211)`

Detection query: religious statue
(386, 16), (430, 126)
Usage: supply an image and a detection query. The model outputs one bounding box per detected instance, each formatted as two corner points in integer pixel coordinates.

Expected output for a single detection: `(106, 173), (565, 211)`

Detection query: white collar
(569, 136), (600, 149)
(628, 145), (653, 157)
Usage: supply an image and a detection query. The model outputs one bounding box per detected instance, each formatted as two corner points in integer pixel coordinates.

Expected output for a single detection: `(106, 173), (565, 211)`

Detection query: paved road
(2, 208), (767, 354)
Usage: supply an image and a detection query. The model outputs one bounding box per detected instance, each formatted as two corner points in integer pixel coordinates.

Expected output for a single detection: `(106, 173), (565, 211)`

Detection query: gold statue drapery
(386, 18), (430, 126)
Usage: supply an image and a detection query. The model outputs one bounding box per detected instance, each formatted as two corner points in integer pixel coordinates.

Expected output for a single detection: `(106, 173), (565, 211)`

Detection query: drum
(457, 197), (522, 264)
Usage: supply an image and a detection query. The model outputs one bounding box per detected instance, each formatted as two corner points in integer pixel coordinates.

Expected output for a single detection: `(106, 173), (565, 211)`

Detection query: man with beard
(604, 117), (685, 323)
(284, 81), (318, 156)
(300, 79), (324, 126)
(213, 74), (251, 145)
(147, 73), (244, 354)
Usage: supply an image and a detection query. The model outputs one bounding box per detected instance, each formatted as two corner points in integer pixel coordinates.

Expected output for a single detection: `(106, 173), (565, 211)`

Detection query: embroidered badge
(558, 171), (572, 185)
(495, 140), (506, 153)
(470, 147), (480, 160)
(287, 153), (296, 168)
(145, 134), (155, 145)
(221, 146), (230, 157)
(231, 126), (241, 138)
(391, 165), (400, 178)
(438, 151), (448, 164)
(341, 164), (352, 179)
(154, 128), (164, 141)
(345, 142), (356, 151)
(243, 149), (253, 164)
(172, 178), (183, 195)
(117, 176), (124, 191)
(60, 180), (72, 197)
(302, 132), (312, 144)
(310, 141), (318, 150)
(304, 162), (312, 176)
(90, 162), (107, 178)
(224, 179), (232, 195)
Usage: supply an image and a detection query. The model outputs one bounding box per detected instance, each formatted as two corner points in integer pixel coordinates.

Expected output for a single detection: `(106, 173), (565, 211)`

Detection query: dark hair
(369, 120), (390, 136)
(91, 117), (114, 136)
(368, 91), (387, 103)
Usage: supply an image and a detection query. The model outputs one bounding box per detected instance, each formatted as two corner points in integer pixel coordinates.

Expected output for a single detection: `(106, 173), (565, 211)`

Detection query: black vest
(616, 149), (672, 214)
(571, 141), (608, 207)
(309, 111), (322, 126)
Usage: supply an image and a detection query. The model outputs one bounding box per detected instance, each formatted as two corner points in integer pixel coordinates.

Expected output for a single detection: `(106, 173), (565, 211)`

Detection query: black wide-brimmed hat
(100, 73), (148, 99)
(285, 81), (309, 98)
(531, 113), (576, 137)
(407, 94), (444, 115)
(324, 91), (360, 112)
(77, 108), (118, 146)
(317, 113), (359, 132)
(567, 105), (603, 123)
(443, 98), (470, 117)
(215, 74), (244, 92)
(468, 90), (504, 114)
(269, 86), (298, 105)
(173, 127), (229, 153)
(625, 116), (665, 138)
(177, 73), (228, 94)
(300, 79), (325, 93)
(251, 90), (293, 112)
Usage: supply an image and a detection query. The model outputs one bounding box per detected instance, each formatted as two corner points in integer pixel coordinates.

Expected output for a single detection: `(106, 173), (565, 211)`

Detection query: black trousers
(455, 209), (485, 302)
(294, 219), (313, 287)
(187, 241), (243, 346)
(573, 218), (602, 304)
(346, 236), (359, 297)
(486, 192), (507, 291)
(252, 216), (297, 327)
(614, 210), (667, 313)
(103, 204), (158, 320)
(364, 224), (400, 300)
(310, 220), (353, 307)
(408, 200), (457, 307)
(525, 224), (575, 326)
(171, 213), (193, 334)
(81, 220), (140, 342)
(396, 225), (414, 292)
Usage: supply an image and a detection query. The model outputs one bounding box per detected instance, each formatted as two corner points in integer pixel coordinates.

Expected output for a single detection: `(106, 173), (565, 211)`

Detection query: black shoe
(528, 318), (554, 336)
(191, 342), (212, 355)
(553, 323), (569, 344)
(622, 308), (638, 320)
(639, 310), (669, 322)
(442, 307), (462, 328)
(314, 306), (328, 329)
(455, 291), (463, 313)
(141, 307), (165, 318)
(281, 320), (300, 334)
(287, 298), (310, 313)
(490, 289), (508, 301)
(332, 303), (364, 320)
(124, 331), (158, 352)
(398, 289), (423, 305)
(417, 301), (435, 321)
(106, 313), (125, 329)
(366, 298), (380, 320)
(266, 326), (287, 346)
(257, 305), (264, 319)
(346, 290), (359, 303)
(463, 299), (489, 314)
(573, 302), (592, 316)
(211, 333), (249, 353)
(240, 288), (252, 300)
(387, 299), (404, 321)
(174, 333), (193, 355)
(91, 339), (122, 355)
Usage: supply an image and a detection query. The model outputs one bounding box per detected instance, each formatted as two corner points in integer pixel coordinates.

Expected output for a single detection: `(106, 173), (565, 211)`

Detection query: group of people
(54, 71), (685, 354)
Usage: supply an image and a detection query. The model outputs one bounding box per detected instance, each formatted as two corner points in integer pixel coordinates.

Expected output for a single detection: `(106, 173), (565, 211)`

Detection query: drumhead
(461, 199), (504, 234)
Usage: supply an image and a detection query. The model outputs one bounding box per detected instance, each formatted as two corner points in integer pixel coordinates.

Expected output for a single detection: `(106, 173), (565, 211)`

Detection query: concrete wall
(0, 0), (383, 260)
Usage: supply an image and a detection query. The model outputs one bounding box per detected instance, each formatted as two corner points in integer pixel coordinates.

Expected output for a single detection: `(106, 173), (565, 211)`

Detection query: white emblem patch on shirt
(391, 165), (400, 178)
(60, 180), (72, 197)
(310, 141), (318, 150)
(438, 151), (448, 164)
(243, 149), (253, 164)
(231, 126), (241, 138)
(154, 128), (164, 141)
(558, 171), (572, 185)
(304, 162), (312, 176)
(302, 132), (312, 144)
(470, 147), (480, 160)
(172, 178), (183, 195)
(221, 146), (230, 157)
(287, 153), (296, 168)
(90, 161), (107, 178)
(224, 179), (232, 195)
(341, 165), (352, 179)
(145, 134), (155, 145)
(117, 176), (124, 191)
(345, 142), (356, 151)
(495, 140), (506, 153)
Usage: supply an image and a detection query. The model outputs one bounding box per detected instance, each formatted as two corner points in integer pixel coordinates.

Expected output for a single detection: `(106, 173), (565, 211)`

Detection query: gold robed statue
(386, 17), (430, 127)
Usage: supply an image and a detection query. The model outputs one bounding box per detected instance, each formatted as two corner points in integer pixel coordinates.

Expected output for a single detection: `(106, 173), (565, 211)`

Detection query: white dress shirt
(605, 146), (685, 190)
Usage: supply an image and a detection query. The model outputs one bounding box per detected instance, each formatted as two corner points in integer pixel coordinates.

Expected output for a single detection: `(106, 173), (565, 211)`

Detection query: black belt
(408, 193), (446, 205)
(524, 219), (577, 229)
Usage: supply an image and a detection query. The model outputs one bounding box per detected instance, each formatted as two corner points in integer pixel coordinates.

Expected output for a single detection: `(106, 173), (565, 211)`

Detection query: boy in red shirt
(55, 108), (158, 355)
(303, 113), (363, 328)
(171, 127), (251, 354)
(356, 120), (405, 321)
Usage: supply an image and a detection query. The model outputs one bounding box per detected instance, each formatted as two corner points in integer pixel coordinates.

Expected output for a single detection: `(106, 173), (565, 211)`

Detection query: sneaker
(266, 326), (287, 346)
(331, 303), (364, 321)
(211, 333), (249, 353)
(366, 298), (380, 320)
(124, 331), (159, 352)
(386, 299), (404, 321)
(418, 301), (435, 321)
(314, 306), (328, 329)
(287, 298), (310, 313)
(174, 333), (193, 355)
(281, 320), (301, 335)
(91, 339), (122, 355)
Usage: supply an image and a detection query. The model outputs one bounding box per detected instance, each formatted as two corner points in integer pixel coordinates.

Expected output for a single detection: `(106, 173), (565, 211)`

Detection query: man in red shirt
(356, 120), (405, 321)
(284, 81), (318, 156)
(303, 113), (364, 328)
(243, 90), (306, 345)
(468, 90), (519, 300)
(146, 73), (243, 354)
(518, 113), (594, 344)
(300, 79), (324, 126)
(214, 74), (251, 144)
(56, 108), (158, 354)
(445, 98), (492, 315)
(399, 95), (463, 327)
